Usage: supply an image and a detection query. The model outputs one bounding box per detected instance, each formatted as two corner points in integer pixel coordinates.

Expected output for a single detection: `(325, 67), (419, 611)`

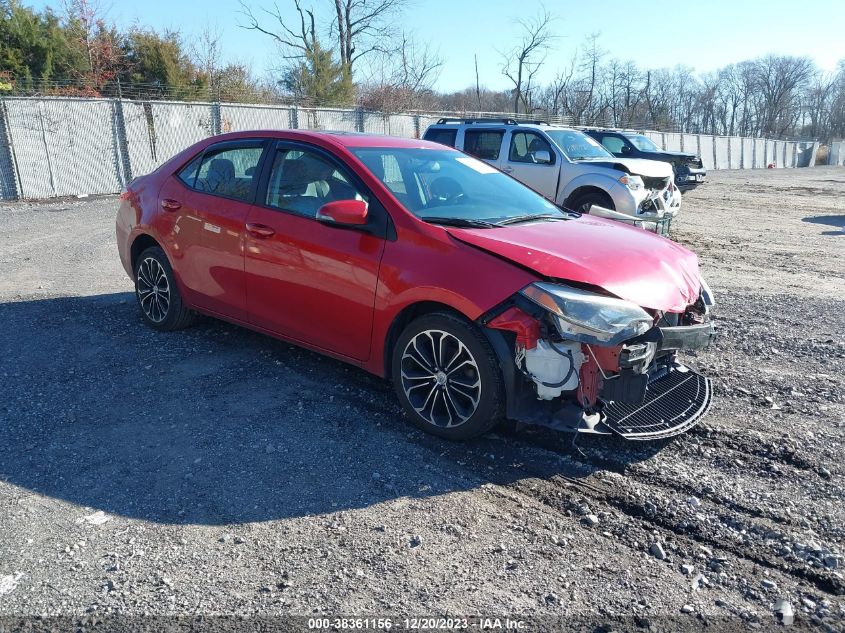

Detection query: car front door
(243, 143), (388, 361)
(163, 140), (267, 322)
(500, 130), (560, 199)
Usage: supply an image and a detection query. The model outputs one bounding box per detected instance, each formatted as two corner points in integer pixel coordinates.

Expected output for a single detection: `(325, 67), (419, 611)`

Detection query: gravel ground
(0, 167), (844, 630)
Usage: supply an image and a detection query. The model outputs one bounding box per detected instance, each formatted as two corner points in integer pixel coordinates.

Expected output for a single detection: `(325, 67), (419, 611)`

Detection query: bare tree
(239, 0), (318, 61)
(358, 33), (442, 112)
(754, 55), (814, 136)
(332, 0), (408, 78)
(191, 23), (223, 94)
(499, 8), (556, 114)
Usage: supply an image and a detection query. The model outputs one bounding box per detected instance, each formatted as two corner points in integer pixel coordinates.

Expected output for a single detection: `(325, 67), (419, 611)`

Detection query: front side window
(189, 145), (263, 200)
(463, 129), (504, 160)
(599, 135), (626, 154)
(627, 134), (661, 152)
(265, 148), (367, 218)
(423, 128), (457, 148)
(508, 131), (554, 164)
(350, 147), (563, 225)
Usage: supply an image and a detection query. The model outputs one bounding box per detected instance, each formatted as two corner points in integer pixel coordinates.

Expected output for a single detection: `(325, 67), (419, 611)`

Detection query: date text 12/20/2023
(307, 618), (527, 630)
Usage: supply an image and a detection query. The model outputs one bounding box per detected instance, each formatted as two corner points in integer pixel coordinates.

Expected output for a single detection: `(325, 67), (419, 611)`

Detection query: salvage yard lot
(0, 168), (843, 626)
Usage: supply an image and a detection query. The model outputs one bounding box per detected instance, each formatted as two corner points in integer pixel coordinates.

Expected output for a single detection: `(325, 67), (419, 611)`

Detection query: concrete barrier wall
(664, 133), (682, 152)
(681, 134), (699, 155)
(714, 137), (730, 169)
(829, 141), (845, 166)
(0, 96), (834, 200)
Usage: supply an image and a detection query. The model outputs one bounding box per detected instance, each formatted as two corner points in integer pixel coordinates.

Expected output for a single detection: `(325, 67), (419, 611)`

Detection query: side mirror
(316, 199), (368, 226)
(620, 145), (632, 155)
(533, 150), (552, 164)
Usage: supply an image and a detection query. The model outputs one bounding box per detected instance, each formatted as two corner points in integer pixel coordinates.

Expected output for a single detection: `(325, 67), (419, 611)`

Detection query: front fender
(364, 233), (539, 376)
(558, 173), (643, 216)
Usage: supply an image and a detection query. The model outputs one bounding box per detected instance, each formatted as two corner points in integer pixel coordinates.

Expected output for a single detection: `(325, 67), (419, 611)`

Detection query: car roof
(427, 122), (577, 132)
(203, 129), (445, 150)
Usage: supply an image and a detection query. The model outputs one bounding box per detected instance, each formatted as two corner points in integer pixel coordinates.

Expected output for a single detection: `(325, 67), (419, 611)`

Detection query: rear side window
(180, 145), (264, 201)
(600, 135), (626, 154)
(423, 128), (457, 147)
(463, 129), (504, 160)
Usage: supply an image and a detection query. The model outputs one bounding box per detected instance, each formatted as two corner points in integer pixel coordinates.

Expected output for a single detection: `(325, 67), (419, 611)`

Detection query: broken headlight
(520, 282), (653, 346)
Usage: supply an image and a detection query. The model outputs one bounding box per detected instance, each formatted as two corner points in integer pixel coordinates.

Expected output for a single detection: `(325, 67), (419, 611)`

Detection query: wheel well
(383, 301), (468, 378)
(130, 234), (161, 270)
(565, 186), (613, 210)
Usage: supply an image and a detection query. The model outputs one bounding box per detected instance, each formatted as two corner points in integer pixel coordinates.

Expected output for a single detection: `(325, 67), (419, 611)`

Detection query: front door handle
(160, 198), (181, 212)
(502, 166), (514, 173)
(246, 223), (276, 239)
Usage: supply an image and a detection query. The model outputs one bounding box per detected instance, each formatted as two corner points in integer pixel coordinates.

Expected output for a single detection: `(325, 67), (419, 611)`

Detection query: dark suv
(584, 129), (706, 190)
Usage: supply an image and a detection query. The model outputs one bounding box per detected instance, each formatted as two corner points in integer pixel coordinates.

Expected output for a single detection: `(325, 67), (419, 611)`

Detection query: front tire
(391, 312), (504, 440)
(571, 191), (614, 214)
(134, 246), (196, 331)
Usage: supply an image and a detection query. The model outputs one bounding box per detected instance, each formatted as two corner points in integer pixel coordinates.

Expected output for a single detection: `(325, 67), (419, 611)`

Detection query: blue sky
(31, 0), (845, 90)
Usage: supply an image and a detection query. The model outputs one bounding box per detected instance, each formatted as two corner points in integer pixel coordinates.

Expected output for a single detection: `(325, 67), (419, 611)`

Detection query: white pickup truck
(423, 118), (681, 232)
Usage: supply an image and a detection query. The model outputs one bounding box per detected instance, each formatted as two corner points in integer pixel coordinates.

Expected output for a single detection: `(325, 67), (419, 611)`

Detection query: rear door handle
(502, 166), (514, 173)
(160, 198), (181, 212)
(246, 223), (275, 239)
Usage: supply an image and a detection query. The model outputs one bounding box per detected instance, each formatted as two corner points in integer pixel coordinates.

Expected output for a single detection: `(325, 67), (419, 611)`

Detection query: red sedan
(117, 130), (715, 441)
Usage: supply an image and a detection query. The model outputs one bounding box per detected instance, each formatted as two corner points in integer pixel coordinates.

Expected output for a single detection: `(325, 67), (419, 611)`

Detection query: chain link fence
(0, 96), (823, 200)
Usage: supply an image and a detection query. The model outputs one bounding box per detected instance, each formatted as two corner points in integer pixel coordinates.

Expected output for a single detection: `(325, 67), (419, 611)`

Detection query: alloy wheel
(399, 329), (482, 428)
(136, 257), (170, 323)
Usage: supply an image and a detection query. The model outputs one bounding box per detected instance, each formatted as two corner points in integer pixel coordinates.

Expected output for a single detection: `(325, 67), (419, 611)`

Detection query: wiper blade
(496, 213), (569, 226)
(422, 216), (498, 228)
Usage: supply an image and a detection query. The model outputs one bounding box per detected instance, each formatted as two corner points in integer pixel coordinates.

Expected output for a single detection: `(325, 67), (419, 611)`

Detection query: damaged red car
(116, 131), (715, 441)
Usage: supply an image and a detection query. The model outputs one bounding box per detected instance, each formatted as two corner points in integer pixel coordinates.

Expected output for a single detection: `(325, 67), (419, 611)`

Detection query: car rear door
(243, 142), (389, 361)
(461, 128), (506, 168)
(162, 140), (267, 322)
(499, 129), (560, 199)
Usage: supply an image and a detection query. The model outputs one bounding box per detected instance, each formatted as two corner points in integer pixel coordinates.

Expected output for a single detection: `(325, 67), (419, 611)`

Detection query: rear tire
(391, 312), (504, 440)
(134, 246), (196, 331)
(571, 191), (614, 214)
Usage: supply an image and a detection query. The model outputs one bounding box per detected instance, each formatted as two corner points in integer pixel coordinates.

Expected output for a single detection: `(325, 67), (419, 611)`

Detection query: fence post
(413, 115), (421, 139)
(211, 101), (222, 136)
(355, 107), (365, 133)
(112, 99), (133, 187)
(289, 106), (299, 130)
(37, 101), (57, 197)
(0, 99), (21, 200)
(712, 136), (718, 171)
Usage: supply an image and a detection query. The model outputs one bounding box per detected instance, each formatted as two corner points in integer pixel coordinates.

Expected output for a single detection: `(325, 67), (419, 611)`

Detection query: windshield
(544, 130), (613, 161)
(350, 147), (564, 224)
(627, 134), (660, 152)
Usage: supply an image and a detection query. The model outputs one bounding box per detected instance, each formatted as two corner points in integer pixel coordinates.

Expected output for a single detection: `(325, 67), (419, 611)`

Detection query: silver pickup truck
(423, 118), (681, 232)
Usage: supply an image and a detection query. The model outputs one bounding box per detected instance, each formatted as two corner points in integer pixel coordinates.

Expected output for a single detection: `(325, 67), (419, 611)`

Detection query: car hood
(447, 216), (701, 313)
(657, 150), (699, 161)
(583, 157), (674, 178)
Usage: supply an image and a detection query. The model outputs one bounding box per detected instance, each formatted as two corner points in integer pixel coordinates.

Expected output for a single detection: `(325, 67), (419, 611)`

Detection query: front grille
(642, 176), (670, 191)
(601, 364), (712, 440)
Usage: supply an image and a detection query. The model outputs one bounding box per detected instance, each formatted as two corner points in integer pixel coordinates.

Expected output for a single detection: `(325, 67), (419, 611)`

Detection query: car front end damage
(481, 279), (715, 440)
(590, 167), (681, 236)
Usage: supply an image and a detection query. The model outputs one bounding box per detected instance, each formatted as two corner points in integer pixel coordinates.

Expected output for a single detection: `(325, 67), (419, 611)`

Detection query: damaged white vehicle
(423, 119), (681, 234)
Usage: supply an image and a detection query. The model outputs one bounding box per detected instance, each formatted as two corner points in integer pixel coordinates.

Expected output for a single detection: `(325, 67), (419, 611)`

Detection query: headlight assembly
(619, 174), (644, 191)
(520, 282), (653, 346)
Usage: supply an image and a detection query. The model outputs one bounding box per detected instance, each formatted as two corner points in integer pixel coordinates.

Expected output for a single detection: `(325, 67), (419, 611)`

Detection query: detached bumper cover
(602, 363), (712, 440)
